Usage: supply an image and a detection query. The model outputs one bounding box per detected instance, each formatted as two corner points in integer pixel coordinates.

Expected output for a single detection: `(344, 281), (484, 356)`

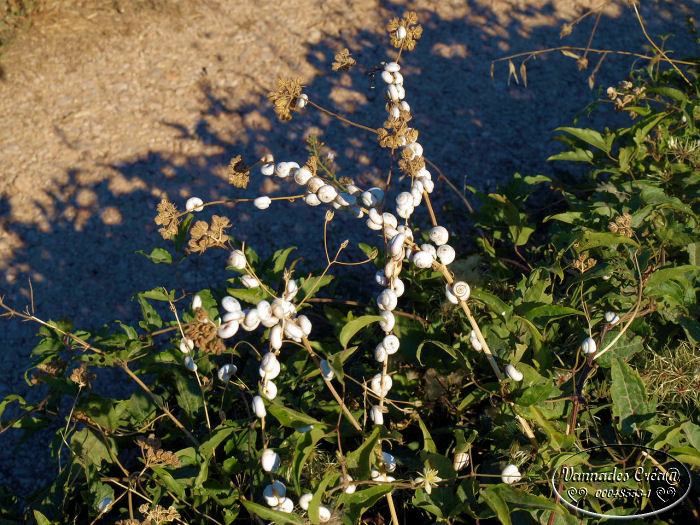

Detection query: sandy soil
(0, 0), (697, 496)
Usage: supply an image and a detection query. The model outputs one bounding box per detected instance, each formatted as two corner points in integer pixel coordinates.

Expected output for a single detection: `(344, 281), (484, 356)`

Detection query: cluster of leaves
(1, 32), (700, 525)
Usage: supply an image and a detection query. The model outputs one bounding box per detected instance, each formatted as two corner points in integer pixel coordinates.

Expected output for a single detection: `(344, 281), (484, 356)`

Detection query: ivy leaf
(610, 358), (656, 435)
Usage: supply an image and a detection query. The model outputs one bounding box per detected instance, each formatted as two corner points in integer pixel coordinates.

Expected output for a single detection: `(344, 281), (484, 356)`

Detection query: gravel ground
(0, 0), (697, 502)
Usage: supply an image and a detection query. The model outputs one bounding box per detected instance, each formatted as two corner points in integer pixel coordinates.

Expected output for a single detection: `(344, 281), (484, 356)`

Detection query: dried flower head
(30, 358), (66, 385)
(185, 307), (226, 355)
(398, 147), (426, 177)
(332, 48), (356, 72)
(268, 77), (304, 121)
(138, 503), (180, 524)
(387, 11), (423, 50)
(608, 212), (634, 238)
(154, 197), (180, 240)
(70, 363), (96, 388)
(228, 155), (250, 188)
(572, 251), (597, 273)
(188, 215), (231, 254)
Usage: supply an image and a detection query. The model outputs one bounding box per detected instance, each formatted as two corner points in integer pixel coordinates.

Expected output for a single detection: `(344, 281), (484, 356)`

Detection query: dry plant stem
(422, 191), (438, 227)
(434, 264), (538, 445)
(425, 157), (474, 213)
(493, 46), (697, 67)
(631, 2), (691, 86)
(386, 492), (400, 525)
(307, 99), (379, 134)
(301, 336), (362, 431)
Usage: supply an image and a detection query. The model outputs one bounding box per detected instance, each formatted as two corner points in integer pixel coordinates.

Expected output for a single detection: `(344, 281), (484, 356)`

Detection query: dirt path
(0, 0), (697, 495)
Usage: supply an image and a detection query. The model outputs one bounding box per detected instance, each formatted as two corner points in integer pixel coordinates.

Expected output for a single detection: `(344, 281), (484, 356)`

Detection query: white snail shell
(407, 141), (422, 158)
(320, 359), (334, 381)
(259, 357), (281, 381)
(274, 162), (292, 178)
(186, 197), (204, 212)
(284, 321), (304, 340)
(396, 192), (413, 209)
(383, 334), (400, 354)
(271, 299), (287, 319)
(384, 61), (400, 73)
(263, 481), (286, 507)
(381, 452), (397, 472)
(285, 279), (299, 299)
(429, 226), (449, 246)
(377, 288), (398, 311)
(453, 452), (469, 471)
(218, 363), (236, 382)
(375, 270), (388, 287)
(260, 315), (279, 328)
(395, 84), (405, 100)
(386, 84), (400, 101)
(307, 176), (325, 193)
(370, 373), (393, 396)
(223, 310), (245, 323)
(422, 178), (435, 193)
(605, 311), (620, 325)
(252, 395), (266, 418)
(297, 315), (312, 336)
(382, 213), (398, 229)
(370, 405), (384, 425)
(501, 464), (522, 484)
(304, 192), (321, 206)
(261, 352), (279, 373)
(381, 70), (394, 84)
(452, 281), (470, 301)
(437, 244), (456, 265)
(318, 506), (331, 522)
(396, 204), (414, 219)
(342, 474), (356, 494)
(411, 187), (422, 207)
(396, 25), (407, 40)
(385, 259), (401, 278)
(256, 300), (273, 321)
(262, 380), (278, 400)
(275, 498), (294, 513)
(393, 71), (404, 85)
(412, 250), (434, 269)
(294, 166), (312, 185)
(505, 364), (524, 382)
(411, 179), (424, 195)
(421, 243), (437, 259)
(261, 448), (280, 472)
(243, 308), (260, 327)
(191, 294), (202, 311)
(400, 100), (410, 112)
(367, 217), (383, 231)
(295, 93), (308, 109)
(221, 296), (241, 313)
(270, 324), (283, 350)
(390, 106), (400, 118)
(335, 192), (355, 207)
(253, 196), (271, 210)
(369, 207), (384, 225)
(184, 356), (197, 372)
(218, 320), (239, 339)
(391, 277), (405, 297)
(299, 493), (313, 511)
(389, 233), (405, 259)
(445, 283), (459, 304)
(317, 184), (338, 203)
(581, 337), (597, 354)
(228, 250), (246, 270)
(261, 163), (275, 176)
(241, 275), (259, 289)
(179, 337), (194, 354)
(469, 330), (483, 351)
(375, 343), (388, 363)
(384, 226), (399, 240)
(379, 311), (395, 332)
(361, 190), (378, 207)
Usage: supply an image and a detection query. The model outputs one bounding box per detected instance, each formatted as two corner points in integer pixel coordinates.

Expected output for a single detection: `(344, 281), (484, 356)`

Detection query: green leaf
(292, 427), (324, 494)
(682, 422), (700, 452)
(519, 305), (583, 325)
(268, 402), (324, 429)
(309, 471), (340, 524)
(151, 466), (186, 500)
(33, 511), (52, 525)
(610, 358), (655, 435)
(299, 274), (334, 300)
(140, 288), (176, 301)
(199, 424), (239, 460)
(136, 247), (172, 264)
(135, 294), (163, 331)
(242, 500), (303, 525)
(470, 289), (512, 319)
(514, 383), (560, 406)
(481, 485), (512, 525)
(226, 287), (269, 305)
(497, 485), (559, 511)
(346, 426), (382, 480)
(271, 246), (297, 275)
(545, 211), (583, 224)
(595, 333), (643, 367)
(78, 395), (123, 432)
(575, 231), (640, 250)
(547, 149), (594, 163)
(70, 428), (113, 467)
(417, 414), (437, 453)
(416, 340), (467, 367)
(554, 127), (609, 152)
(174, 371), (203, 423)
(645, 265), (700, 295)
(339, 485), (393, 522)
(339, 315), (384, 348)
